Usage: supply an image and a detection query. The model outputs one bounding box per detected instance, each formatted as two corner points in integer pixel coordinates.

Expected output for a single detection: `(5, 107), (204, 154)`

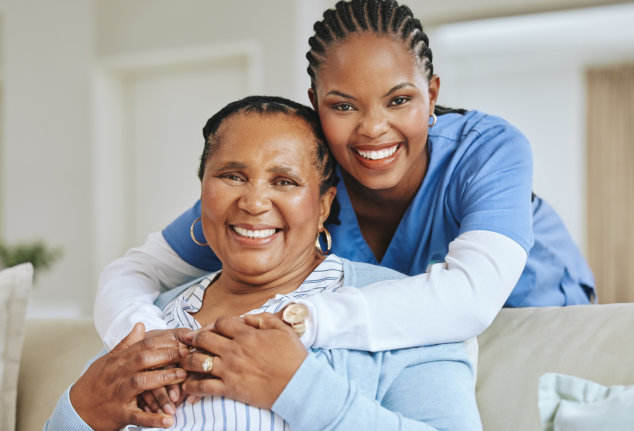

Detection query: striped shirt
(123, 254), (344, 431)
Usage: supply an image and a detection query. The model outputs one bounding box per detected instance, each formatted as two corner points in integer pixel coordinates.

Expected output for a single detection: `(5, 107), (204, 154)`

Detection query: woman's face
(200, 113), (336, 284)
(310, 32), (439, 194)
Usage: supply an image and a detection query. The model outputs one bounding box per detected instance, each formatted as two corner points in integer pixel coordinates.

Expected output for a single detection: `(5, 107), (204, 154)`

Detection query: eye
(333, 103), (356, 112)
(390, 96), (411, 106)
(220, 173), (245, 183)
(273, 178), (297, 188)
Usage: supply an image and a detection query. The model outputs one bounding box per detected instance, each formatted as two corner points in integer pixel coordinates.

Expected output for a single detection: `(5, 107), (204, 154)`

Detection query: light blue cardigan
(45, 257), (481, 430)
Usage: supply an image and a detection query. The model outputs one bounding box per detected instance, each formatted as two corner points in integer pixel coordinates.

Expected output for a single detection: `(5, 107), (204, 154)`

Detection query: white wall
(430, 3), (634, 252)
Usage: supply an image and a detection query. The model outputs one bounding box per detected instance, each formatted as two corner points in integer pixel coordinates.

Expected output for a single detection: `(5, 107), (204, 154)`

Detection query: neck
(193, 254), (324, 326)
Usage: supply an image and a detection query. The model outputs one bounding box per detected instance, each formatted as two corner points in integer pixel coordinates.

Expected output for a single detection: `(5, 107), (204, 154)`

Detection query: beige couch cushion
(0, 263), (33, 431)
(16, 319), (102, 431)
(476, 304), (634, 431)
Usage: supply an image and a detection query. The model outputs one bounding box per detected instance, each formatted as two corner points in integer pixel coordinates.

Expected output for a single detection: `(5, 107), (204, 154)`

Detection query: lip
(228, 223), (282, 247)
(351, 142), (402, 169)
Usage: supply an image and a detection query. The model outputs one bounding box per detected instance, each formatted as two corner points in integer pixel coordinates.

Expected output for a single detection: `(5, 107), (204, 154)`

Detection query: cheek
(403, 107), (429, 144)
(319, 111), (349, 151)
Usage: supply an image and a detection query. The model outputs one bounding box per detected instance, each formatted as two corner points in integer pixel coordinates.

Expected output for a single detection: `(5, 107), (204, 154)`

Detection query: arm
(300, 230), (526, 350)
(45, 324), (189, 431)
(299, 118), (534, 350)
(95, 232), (208, 350)
(273, 345), (481, 431)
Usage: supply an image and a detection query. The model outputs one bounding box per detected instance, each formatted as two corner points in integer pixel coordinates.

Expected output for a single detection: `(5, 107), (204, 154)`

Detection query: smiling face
(200, 112), (336, 285)
(310, 32), (439, 196)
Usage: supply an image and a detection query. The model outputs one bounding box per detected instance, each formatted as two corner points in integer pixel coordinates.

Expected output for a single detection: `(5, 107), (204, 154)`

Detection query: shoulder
(432, 110), (530, 155)
(339, 256), (406, 287)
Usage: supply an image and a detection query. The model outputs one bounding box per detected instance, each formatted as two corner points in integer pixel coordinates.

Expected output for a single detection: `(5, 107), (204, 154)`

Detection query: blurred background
(0, 0), (633, 319)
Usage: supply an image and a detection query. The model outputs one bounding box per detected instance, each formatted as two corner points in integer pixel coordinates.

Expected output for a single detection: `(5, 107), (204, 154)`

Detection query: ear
(428, 74), (440, 114)
(318, 186), (337, 228)
(308, 88), (318, 110)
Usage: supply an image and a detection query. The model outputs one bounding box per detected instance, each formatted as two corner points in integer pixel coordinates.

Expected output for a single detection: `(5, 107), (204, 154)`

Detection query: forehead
(317, 32), (424, 87)
(211, 112), (317, 165)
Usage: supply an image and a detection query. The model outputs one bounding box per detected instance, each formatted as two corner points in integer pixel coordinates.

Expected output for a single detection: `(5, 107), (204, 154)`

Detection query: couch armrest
(476, 304), (634, 431)
(16, 319), (102, 431)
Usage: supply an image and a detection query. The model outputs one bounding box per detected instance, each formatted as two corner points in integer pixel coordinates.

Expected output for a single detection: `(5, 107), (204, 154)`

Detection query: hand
(138, 328), (192, 414)
(69, 323), (189, 431)
(180, 314), (307, 409)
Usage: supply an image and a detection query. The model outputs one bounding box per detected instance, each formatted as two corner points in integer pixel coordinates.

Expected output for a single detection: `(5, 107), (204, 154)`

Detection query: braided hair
(306, 0), (466, 116)
(198, 95), (340, 225)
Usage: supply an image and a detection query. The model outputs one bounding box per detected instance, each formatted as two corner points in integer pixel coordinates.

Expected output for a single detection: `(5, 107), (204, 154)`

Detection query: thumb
(112, 322), (146, 353)
(243, 313), (288, 330)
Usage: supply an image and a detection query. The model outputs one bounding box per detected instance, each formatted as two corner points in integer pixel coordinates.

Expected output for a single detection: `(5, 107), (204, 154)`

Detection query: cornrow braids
(306, 0), (465, 116)
(307, 0), (431, 84)
(198, 95), (340, 226)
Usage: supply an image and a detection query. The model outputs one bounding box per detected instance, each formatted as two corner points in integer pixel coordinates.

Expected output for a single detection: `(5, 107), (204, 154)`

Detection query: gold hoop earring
(190, 217), (208, 246)
(315, 227), (332, 256)
(429, 113), (437, 127)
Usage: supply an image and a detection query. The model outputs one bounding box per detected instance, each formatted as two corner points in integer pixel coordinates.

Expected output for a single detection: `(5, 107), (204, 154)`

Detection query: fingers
(151, 386), (176, 415)
(128, 410), (175, 429)
(118, 339), (189, 373)
(112, 322), (146, 354)
(122, 367), (187, 400)
(140, 390), (161, 413)
(182, 373), (227, 397)
(243, 312), (289, 331)
(181, 352), (221, 375)
(189, 326), (233, 355)
(212, 315), (255, 340)
(167, 383), (182, 405)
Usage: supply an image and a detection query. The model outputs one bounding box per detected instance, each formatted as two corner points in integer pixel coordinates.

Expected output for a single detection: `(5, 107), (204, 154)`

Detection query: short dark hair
(198, 95), (340, 225)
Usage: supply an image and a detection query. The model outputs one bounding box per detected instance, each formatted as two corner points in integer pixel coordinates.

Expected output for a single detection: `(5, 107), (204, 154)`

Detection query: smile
(355, 144), (399, 160)
(231, 226), (277, 239)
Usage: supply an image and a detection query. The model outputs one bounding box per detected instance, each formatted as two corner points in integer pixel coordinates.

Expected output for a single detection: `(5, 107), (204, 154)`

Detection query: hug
(46, 0), (593, 430)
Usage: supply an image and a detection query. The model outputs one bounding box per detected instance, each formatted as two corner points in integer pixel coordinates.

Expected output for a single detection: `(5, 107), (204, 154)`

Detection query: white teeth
(233, 226), (276, 239)
(356, 145), (399, 160)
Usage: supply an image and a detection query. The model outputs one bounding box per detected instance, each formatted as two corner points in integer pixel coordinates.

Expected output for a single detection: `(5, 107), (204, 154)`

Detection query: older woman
(45, 96), (481, 430)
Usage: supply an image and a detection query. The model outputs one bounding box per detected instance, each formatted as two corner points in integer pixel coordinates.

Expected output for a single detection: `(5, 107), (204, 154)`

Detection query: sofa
(4, 261), (634, 430)
(12, 304), (634, 430)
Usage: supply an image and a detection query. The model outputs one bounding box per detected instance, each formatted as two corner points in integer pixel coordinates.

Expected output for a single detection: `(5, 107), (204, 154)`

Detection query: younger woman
(95, 0), (593, 400)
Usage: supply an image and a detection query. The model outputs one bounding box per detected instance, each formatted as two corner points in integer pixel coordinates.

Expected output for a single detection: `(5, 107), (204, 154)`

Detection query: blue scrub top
(163, 110), (594, 307)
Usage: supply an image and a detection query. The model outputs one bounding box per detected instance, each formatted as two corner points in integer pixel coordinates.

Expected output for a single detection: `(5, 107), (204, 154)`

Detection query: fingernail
(169, 389), (179, 402)
(175, 368), (187, 379)
(183, 331), (195, 341)
(179, 347), (190, 357)
(186, 395), (194, 404)
(162, 415), (174, 426)
(163, 403), (175, 415)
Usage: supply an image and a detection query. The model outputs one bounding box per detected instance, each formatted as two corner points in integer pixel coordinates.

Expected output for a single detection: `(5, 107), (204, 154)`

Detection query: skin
(176, 112), (336, 409)
(69, 323), (189, 430)
(193, 112), (336, 325)
(309, 32), (439, 261)
(178, 32), (441, 412)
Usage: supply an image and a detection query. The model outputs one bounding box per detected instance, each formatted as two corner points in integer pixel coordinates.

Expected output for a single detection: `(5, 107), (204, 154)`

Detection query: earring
(190, 217), (208, 246)
(315, 227), (332, 256)
(429, 113), (437, 127)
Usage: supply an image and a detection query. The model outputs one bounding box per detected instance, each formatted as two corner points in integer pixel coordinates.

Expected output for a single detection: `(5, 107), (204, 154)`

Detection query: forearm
(44, 386), (93, 431)
(300, 230), (526, 350)
(274, 354), (455, 431)
(95, 232), (207, 350)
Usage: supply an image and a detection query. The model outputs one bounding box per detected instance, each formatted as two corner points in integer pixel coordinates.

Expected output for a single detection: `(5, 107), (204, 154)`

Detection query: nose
(357, 108), (389, 138)
(237, 182), (272, 214)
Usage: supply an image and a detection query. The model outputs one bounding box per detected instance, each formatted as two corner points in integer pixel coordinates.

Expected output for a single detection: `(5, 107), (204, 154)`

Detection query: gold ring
(202, 356), (214, 373)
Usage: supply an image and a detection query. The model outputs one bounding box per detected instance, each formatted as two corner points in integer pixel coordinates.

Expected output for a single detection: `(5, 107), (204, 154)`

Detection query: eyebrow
(268, 165), (301, 180)
(216, 161), (247, 170)
(325, 82), (417, 100)
(325, 90), (356, 101)
(383, 82), (416, 97)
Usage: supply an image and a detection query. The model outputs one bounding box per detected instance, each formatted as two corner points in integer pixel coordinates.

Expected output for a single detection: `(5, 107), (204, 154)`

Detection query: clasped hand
(71, 313), (307, 430)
